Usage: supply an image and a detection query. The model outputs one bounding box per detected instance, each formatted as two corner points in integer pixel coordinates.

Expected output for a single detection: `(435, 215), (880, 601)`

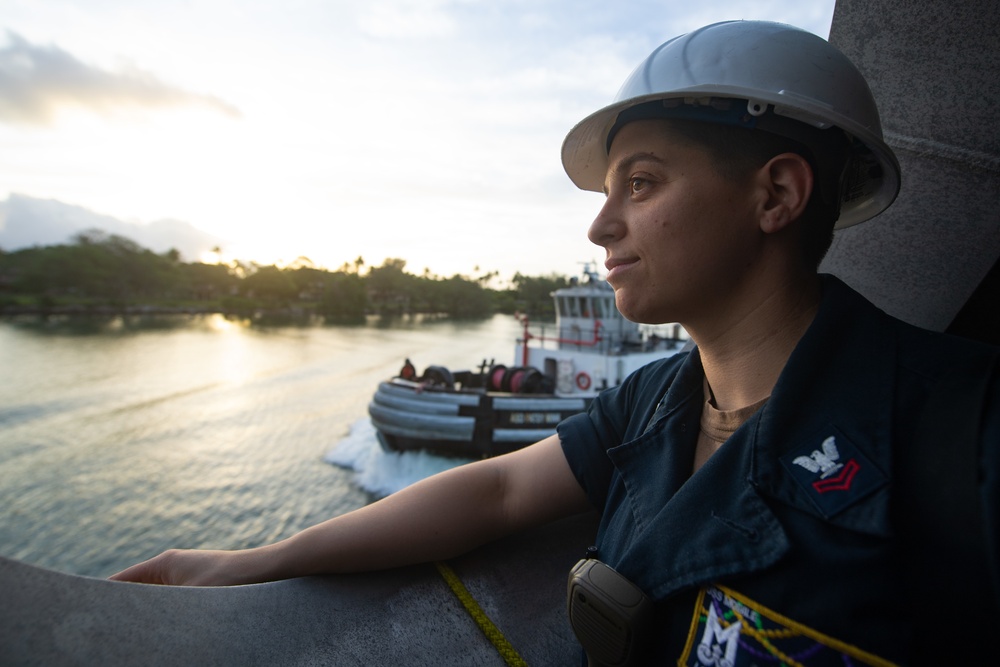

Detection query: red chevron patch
(812, 459), (860, 494)
(781, 430), (888, 517)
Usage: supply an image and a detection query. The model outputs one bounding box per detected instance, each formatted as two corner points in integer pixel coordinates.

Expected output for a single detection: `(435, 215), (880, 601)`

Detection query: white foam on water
(324, 418), (474, 498)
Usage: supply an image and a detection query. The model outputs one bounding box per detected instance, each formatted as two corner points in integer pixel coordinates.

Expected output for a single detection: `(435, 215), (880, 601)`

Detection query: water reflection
(0, 314), (527, 577)
(6, 312), (248, 335)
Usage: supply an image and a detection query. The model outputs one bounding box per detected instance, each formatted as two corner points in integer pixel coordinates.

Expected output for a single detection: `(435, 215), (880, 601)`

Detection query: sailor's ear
(756, 153), (813, 234)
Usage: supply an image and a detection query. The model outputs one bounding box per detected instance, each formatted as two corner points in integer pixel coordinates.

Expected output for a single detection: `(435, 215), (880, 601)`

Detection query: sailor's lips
(605, 258), (638, 281)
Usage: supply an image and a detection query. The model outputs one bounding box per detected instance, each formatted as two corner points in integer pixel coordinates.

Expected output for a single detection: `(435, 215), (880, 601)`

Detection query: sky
(0, 0), (836, 280)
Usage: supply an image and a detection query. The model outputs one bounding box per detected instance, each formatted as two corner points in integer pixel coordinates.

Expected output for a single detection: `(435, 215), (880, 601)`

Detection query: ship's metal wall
(822, 0), (1000, 334)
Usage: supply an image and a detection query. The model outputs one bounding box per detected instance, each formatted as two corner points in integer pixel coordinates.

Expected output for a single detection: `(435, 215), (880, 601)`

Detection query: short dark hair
(658, 118), (852, 270)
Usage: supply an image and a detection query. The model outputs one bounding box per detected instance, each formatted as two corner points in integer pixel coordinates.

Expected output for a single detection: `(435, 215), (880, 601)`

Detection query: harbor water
(0, 313), (525, 578)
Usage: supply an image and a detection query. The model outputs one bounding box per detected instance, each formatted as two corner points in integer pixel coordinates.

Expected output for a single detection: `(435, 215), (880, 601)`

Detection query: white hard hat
(561, 21), (900, 228)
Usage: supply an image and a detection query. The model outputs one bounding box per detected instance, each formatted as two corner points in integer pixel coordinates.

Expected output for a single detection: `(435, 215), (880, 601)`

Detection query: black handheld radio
(566, 556), (654, 667)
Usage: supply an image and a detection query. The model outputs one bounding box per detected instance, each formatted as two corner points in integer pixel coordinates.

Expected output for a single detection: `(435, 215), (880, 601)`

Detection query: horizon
(0, 193), (586, 282)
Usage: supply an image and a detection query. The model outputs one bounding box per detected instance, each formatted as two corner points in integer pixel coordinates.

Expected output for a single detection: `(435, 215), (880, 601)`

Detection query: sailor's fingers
(109, 550), (180, 584)
(109, 549), (234, 586)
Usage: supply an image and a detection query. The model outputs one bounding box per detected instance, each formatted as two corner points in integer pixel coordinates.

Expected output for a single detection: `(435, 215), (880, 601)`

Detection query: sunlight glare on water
(0, 313), (525, 577)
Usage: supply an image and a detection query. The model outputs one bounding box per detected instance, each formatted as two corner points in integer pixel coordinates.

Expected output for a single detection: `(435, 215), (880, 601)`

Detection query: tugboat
(368, 265), (688, 458)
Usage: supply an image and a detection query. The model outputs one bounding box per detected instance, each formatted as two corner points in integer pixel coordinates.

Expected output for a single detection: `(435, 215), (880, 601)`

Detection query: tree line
(0, 229), (572, 321)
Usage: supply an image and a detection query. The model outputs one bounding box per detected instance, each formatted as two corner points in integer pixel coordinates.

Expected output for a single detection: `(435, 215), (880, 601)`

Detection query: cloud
(0, 30), (241, 126)
(0, 194), (225, 263)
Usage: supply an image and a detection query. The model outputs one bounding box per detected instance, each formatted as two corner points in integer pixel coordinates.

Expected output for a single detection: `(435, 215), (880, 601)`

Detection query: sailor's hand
(109, 549), (252, 586)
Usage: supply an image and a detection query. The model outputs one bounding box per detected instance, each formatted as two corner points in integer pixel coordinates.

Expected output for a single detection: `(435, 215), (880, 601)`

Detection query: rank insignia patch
(779, 428), (887, 518)
(680, 585), (897, 666)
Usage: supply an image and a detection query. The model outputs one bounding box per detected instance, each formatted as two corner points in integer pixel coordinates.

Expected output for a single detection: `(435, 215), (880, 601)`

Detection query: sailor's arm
(110, 434), (590, 586)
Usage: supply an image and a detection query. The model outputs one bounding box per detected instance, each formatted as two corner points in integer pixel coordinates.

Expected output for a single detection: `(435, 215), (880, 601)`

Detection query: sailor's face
(588, 120), (761, 325)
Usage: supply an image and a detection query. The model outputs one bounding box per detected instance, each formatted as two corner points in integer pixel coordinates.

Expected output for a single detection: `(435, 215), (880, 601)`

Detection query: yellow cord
(434, 561), (529, 667)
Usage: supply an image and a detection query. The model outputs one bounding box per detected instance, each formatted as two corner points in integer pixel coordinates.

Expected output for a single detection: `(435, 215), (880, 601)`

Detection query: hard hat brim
(561, 90), (900, 229)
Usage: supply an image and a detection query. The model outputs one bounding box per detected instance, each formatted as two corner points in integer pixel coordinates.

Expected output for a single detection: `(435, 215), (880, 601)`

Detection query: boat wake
(324, 418), (474, 498)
